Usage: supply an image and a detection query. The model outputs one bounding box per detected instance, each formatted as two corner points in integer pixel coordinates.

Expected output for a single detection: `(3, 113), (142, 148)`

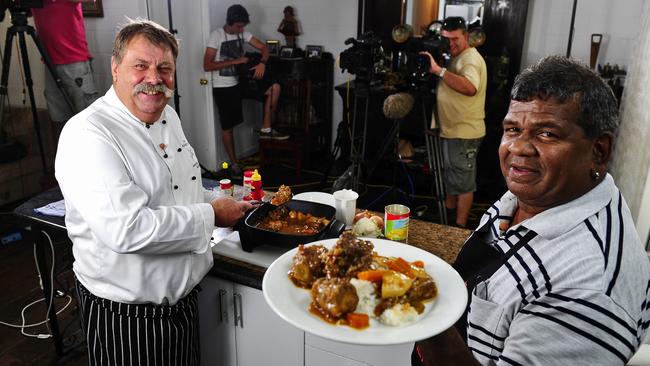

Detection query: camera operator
(203, 4), (287, 176)
(31, 0), (98, 141)
(419, 16), (486, 228)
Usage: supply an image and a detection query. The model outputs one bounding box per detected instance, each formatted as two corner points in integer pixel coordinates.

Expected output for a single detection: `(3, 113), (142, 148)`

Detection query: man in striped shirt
(413, 56), (650, 365)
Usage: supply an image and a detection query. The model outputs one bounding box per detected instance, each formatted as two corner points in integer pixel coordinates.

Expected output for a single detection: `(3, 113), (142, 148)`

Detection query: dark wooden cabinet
(265, 53), (334, 163)
(473, 0), (530, 198)
(479, 0), (530, 124)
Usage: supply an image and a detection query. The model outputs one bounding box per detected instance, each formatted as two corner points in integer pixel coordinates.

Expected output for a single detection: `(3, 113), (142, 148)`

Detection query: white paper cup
(333, 189), (359, 228)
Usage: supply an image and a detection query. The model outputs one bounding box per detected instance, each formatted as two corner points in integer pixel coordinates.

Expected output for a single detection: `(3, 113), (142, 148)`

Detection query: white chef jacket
(55, 86), (219, 305)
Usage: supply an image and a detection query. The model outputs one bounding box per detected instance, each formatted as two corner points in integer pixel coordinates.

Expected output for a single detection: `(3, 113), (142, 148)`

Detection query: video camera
(0, 0), (43, 21)
(339, 32), (383, 84)
(403, 27), (450, 90)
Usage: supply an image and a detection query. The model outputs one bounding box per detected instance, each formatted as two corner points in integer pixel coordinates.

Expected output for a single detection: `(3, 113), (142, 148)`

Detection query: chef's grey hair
(113, 18), (179, 64)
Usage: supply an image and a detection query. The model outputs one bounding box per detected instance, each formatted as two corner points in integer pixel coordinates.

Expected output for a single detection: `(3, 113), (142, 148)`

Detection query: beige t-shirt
(434, 47), (487, 139)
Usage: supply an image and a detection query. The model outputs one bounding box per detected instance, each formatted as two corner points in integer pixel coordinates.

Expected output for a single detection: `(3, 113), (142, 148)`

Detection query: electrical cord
(0, 230), (73, 339)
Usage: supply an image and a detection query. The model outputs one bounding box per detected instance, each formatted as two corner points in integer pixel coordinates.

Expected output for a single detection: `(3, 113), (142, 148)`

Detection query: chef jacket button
(162, 120), (167, 124)
(177, 148), (182, 152)
(191, 176), (197, 180)
(163, 154), (168, 158)
(162, 297), (169, 306)
(174, 185), (179, 190)
(145, 124), (151, 129)
(211, 237), (214, 240)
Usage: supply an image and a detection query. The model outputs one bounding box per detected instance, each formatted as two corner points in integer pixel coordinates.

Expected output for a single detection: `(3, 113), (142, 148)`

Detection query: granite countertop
(209, 217), (472, 290)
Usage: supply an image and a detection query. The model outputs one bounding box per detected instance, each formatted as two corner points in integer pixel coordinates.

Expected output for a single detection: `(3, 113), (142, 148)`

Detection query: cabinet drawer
(305, 333), (413, 366)
(306, 344), (370, 366)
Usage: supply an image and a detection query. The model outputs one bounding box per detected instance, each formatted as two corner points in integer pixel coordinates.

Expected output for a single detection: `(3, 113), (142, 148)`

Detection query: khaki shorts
(44, 60), (99, 123)
(442, 138), (482, 195)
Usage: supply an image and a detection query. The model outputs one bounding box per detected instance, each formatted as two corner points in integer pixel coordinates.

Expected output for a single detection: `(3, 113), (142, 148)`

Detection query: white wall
(522, 0), (644, 70)
(83, 1), (150, 94)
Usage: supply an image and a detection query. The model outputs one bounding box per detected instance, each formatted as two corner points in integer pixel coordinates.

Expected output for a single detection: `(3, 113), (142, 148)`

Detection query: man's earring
(591, 169), (601, 180)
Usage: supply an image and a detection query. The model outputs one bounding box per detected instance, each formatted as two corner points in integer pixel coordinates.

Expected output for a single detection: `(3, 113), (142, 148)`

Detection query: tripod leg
(350, 92), (368, 192)
(359, 92), (370, 188)
(432, 133), (447, 224)
(0, 27), (17, 143)
(365, 119), (400, 179)
(26, 26), (76, 114)
(423, 101), (447, 225)
(17, 32), (48, 173)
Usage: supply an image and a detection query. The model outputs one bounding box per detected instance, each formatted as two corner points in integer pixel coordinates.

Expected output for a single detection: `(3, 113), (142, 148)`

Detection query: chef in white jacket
(55, 19), (252, 366)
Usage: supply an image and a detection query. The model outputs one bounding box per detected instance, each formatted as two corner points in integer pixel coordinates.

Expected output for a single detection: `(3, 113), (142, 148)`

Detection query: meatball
(407, 277), (438, 303)
(323, 232), (374, 279)
(288, 244), (328, 288)
(311, 277), (359, 320)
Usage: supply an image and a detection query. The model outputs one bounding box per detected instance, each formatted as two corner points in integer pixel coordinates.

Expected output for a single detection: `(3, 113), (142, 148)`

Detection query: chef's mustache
(132, 83), (175, 98)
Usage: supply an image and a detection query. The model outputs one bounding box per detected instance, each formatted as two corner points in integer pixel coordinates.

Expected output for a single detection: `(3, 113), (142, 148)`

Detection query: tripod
(423, 102), (447, 224)
(364, 116), (413, 207)
(345, 80), (371, 192)
(362, 90), (448, 224)
(0, 9), (74, 173)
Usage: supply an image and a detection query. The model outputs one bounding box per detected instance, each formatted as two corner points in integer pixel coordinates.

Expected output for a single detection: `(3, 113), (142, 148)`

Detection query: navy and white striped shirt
(466, 174), (650, 365)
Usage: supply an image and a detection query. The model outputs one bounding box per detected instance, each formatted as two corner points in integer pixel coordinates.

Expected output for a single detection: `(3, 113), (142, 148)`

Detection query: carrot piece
(346, 312), (369, 329)
(411, 260), (425, 268)
(357, 270), (385, 283)
(387, 257), (414, 277)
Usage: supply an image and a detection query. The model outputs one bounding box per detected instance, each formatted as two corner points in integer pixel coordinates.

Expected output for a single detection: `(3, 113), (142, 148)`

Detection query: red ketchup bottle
(250, 169), (264, 201)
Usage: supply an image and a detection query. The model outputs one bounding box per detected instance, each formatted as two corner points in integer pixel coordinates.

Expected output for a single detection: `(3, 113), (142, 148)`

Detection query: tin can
(384, 204), (410, 242)
(242, 170), (253, 200)
(243, 170), (253, 189)
(219, 179), (234, 197)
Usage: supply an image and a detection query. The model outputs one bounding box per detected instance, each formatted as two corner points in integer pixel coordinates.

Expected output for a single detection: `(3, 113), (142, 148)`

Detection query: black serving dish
(237, 199), (345, 253)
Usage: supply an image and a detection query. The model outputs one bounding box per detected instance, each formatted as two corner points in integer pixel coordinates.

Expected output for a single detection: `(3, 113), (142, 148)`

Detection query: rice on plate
(350, 278), (422, 326)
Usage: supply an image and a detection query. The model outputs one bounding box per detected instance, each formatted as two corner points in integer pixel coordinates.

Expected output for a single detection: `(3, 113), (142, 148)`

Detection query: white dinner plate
(262, 238), (468, 345)
(292, 191), (335, 208)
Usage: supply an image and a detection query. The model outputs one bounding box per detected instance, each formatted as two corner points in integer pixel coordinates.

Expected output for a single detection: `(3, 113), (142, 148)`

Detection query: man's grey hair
(112, 18), (179, 64)
(511, 55), (619, 138)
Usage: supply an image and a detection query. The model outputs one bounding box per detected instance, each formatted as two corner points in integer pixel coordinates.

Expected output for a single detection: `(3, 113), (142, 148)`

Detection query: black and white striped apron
(75, 280), (200, 366)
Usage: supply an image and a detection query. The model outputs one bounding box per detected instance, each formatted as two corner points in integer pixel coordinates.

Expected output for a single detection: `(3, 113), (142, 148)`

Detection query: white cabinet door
(305, 333), (414, 366)
(306, 345), (370, 366)
(198, 276), (237, 366)
(199, 277), (304, 366)
(234, 284), (304, 366)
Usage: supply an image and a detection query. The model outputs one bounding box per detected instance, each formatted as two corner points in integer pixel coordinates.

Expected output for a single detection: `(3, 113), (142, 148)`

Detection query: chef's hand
(211, 197), (254, 227)
(251, 62), (266, 79)
(418, 51), (442, 76)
